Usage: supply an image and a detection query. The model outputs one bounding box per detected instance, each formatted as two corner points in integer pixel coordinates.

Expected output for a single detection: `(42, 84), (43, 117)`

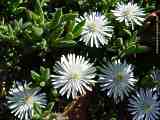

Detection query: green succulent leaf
(32, 26), (43, 37)
(125, 45), (149, 55)
(62, 12), (78, 21)
(40, 67), (50, 81)
(72, 20), (85, 38)
(31, 70), (41, 81)
(48, 9), (63, 29)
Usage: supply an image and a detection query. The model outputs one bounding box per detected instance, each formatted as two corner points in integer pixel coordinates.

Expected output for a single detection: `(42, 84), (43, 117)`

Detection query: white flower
(151, 69), (160, 81)
(112, 2), (145, 29)
(128, 89), (160, 120)
(51, 54), (96, 99)
(77, 12), (113, 48)
(151, 69), (160, 94)
(7, 81), (47, 120)
(99, 60), (137, 103)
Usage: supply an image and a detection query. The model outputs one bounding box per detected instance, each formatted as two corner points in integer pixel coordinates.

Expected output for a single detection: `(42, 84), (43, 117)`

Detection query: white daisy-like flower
(51, 53), (96, 99)
(77, 12), (113, 48)
(151, 69), (160, 94)
(99, 60), (137, 103)
(151, 69), (160, 81)
(128, 89), (160, 120)
(112, 2), (145, 29)
(7, 81), (47, 120)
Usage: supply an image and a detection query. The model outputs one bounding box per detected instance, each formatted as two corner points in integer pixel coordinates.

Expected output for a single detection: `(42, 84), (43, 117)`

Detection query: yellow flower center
(123, 9), (132, 16)
(25, 96), (33, 105)
(144, 104), (152, 112)
(116, 72), (124, 81)
(89, 22), (97, 32)
(71, 72), (81, 80)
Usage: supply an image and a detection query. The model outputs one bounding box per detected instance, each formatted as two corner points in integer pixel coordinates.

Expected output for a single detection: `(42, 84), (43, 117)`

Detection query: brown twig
(62, 96), (80, 116)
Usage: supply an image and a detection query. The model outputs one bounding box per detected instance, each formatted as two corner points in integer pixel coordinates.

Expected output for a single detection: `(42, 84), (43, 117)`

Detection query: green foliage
(31, 66), (50, 87)
(47, 9), (81, 47)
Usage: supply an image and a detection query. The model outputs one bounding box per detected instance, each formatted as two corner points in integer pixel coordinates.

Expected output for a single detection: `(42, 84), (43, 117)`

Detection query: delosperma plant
(0, 0), (160, 119)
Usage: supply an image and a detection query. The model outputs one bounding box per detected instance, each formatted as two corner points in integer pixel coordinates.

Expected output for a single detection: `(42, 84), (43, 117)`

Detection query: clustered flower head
(112, 2), (145, 29)
(51, 53), (96, 99)
(128, 89), (160, 120)
(7, 81), (47, 120)
(98, 60), (137, 103)
(77, 12), (113, 48)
